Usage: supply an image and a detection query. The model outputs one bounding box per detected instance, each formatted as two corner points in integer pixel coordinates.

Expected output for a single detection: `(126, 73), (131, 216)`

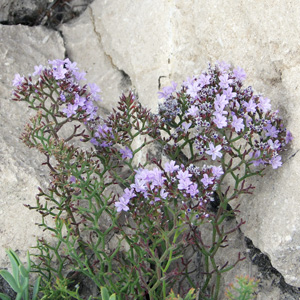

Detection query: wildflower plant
(11, 59), (292, 300)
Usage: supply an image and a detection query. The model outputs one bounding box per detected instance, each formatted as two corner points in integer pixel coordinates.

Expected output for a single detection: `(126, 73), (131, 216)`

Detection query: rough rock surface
(0, 24), (65, 268)
(1, 0), (300, 299)
(61, 0), (300, 289)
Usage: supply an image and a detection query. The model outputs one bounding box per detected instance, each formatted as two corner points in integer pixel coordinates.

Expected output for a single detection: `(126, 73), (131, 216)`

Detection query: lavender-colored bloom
(64, 59), (78, 72)
(233, 66), (246, 82)
(243, 98), (257, 113)
(159, 188), (169, 200)
(223, 87), (237, 100)
(176, 170), (192, 181)
(123, 188), (136, 200)
(158, 81), (177, 99)
(178, 178), (192, 190)
(258, 97), (271, 113)
(181, 122), (191, 133)
(74, 94), (86, 107)
(264, 124), (278, 138)
(219, 74), (233, 89)
(197, 74), (211, 87)
(63, 104), (78, 118)
(206, 142), (223, 160)
(285, 130), (293, 144)
(33, 65), (44, 76)
(201, 174), (214, 187)
(84, 101), (96, 114)
(60, 93), (66, 102)
(231, 115), (245, 132)
(270, 155), (282, 169)
(89, 83), (102, 101)
(115, 196), (130, 212)
(211, 166), (224, 178)
(119, 146), (133, 160)
(186, 105), (199, 117)
(53, 65), (68, 80)
(187, 182), (199, 197)
(186, 80), (201, 98)
(213, 113), (227, 129)
(73, 70), (86, 82)
(150, 168), (166, 187)
(217, 61), (231, 72)
(215, 94), (229, 111)
(69, 176), (76, 183)
(267, 139), (281, 150)
(12, 74), (24, 87)
(164, 160), (179, 173)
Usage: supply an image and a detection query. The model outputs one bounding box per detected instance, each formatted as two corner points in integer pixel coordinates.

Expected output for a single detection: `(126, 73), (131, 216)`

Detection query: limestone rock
(0, 0), (47, 25)
(0, 24), (65, 267)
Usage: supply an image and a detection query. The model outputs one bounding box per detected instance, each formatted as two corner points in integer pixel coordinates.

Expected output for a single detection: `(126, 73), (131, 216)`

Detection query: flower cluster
(115, 160), (224, 219)
(12, 58), (101, 122)
(158, 61), (292, 169)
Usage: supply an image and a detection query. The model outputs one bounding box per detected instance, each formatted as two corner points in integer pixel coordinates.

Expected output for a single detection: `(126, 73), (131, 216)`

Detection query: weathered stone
(0, 24), (65, 268)
(60, 0), (300, 289)
(0, 0), (47, 25)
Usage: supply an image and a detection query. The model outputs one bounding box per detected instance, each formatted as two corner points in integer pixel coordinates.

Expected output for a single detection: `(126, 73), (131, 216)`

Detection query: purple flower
(89, 83), (102, 101)
(158, 81), (177, 99)
(181, 122), (191, 133)
(223, 87), (237, 100)
(285, 130), (293, 144)
(201, 174), (214, 187)
(149, 168), (166, 187)
(186, 105), (199, 117)
(123, 188), (136, 200)
(206, 142), (223, 160)
(270, 155), (282, 169)
(213, 113), (227, 128)
(73, 70), (86, 82)
(176, 170), (192, 181)
(231, 115), (244, 132)
(119, 147), (133, 160)
(33, 65), (44, 76)
(186, 182), (199, 197)
(74, 94), (86, 107)
(214, 94), (229, 112)
(197, 74), (211, 87)
(115, 196), (130, 212)
(178, 178), (192, 190)
(217, 61), (231, 72)
(186, 80), (201, 98)
(211, 166), (224, 178)
(12, 74), (24, 87)
(53, 65), (68, 80)
(60, 93), (66, 102)
(219, 74), (233, 89)
(243, 98), (257, 113)
(159, 188), (169, 200)
(64, 58), (78, 72)
(258, 97), (271, 113)
(267, 139), (281, 150)
(233, 66), (246, 82)
(164, 160), (179, 173)
(63, 104), (78, 118)
(264, 124), (278, 138)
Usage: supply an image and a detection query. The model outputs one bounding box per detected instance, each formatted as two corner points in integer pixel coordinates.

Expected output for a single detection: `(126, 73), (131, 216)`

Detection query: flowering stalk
(11, 60), (292, 299)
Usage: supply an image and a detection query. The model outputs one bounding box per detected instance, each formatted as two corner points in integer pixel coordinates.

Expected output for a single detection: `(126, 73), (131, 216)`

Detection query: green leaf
(32, 276), (41, 300)
(19, 265), (29, 279)
(109, 294), (116, 300)
(100, 287), (110, 300)
(0, 270), (21, 293)
(5, 250), (20, 284)
(0, 293), (11, 300)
